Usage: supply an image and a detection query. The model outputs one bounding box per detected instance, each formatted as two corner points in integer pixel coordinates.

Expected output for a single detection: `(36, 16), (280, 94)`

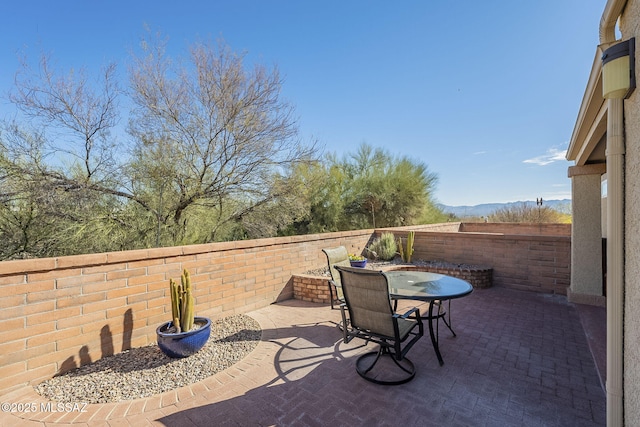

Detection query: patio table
(386, 270), (473, 366)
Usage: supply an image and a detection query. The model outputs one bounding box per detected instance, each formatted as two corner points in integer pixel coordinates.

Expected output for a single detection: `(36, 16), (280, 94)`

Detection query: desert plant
(367, 232), (397, 261)
(488, 203), (566, 223)
(397, 231), (415, 263)
(170, 269), (195, 333)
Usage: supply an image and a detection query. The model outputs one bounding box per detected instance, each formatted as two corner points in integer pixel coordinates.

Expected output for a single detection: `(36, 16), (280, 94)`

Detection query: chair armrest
(394, 307), (420, 319)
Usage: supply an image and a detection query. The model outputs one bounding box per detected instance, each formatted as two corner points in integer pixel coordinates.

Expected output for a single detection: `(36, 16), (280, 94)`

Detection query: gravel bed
(35, 314), (261, 403)
(304, 258), (479, 277)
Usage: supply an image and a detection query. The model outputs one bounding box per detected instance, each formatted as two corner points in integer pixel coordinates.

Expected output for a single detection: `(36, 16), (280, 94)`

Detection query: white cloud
(523, 148), (568, 166)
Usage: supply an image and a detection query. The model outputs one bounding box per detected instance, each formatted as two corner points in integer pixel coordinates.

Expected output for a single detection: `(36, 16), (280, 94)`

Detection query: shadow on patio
(158, 287), (605, 426)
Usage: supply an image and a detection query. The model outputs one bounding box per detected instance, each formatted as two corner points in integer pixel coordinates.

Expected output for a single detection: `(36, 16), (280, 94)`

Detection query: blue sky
(0, 1), (604, 206)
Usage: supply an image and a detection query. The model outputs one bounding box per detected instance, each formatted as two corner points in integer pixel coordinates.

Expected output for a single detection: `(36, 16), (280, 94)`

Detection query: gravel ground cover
(36, 260), (478, 404)
(35, 314), (261, 403)
(304, 258), (477, 277)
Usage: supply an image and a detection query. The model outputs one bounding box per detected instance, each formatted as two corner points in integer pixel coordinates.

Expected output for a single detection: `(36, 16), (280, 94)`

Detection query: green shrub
(367, 232), (397, 261)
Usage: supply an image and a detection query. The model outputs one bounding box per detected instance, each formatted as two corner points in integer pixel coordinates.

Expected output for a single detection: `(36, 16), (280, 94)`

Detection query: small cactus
(406, 231), (414, 263)
(169, 269), (195, 333)
(397, 231), (415, 263)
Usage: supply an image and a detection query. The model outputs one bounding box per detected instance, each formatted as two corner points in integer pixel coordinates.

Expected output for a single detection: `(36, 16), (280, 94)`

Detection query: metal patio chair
(321, 246), (351, 310)
(334, 265), (424, 385)
(322, 246), (353, 341)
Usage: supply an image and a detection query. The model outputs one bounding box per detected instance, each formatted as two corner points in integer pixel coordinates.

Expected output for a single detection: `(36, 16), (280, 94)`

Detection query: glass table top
(385, 270), (473, 301)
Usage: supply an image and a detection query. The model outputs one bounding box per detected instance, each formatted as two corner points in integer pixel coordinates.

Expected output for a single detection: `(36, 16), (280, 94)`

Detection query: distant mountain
(437, 199), (571, 218)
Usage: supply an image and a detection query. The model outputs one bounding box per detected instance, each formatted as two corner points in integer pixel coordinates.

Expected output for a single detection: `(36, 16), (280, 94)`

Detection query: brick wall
(387, 227), (570, 294)
(459, 222), (571, 236)
(0, 230), (372, 395)
(0, 223), (570, 396)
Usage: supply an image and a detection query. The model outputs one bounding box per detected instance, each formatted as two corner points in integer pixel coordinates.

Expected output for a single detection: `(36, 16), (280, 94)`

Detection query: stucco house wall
(621, 0), (640, 422)
(567, 1), (640, 422)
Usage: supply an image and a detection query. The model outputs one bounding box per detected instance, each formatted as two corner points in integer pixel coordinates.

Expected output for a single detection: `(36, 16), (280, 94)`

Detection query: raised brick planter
(292, 263), (493, 304)
(291, 274), (333, 304)
(390, 265), (493, 289)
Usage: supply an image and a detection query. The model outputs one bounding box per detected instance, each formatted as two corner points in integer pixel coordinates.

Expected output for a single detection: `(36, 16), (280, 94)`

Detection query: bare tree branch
(128, 34), (319, 238)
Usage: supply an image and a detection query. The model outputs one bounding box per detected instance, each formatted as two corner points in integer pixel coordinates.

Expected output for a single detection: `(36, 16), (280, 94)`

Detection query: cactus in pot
(170, 269), (195, 333)
(157, 268), (211, 358)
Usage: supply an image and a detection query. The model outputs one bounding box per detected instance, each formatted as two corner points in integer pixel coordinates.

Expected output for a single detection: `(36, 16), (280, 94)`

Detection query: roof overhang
(566, 47), (608, 166)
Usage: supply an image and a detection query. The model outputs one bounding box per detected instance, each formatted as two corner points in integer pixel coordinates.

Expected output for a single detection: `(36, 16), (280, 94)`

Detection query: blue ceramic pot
(350, 259), (367, 268)
(156, 316), (211, 358)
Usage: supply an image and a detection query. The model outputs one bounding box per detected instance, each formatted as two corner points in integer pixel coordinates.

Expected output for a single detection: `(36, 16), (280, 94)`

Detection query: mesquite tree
(127, 35), (318, 242)
(0, 35), (317, 258)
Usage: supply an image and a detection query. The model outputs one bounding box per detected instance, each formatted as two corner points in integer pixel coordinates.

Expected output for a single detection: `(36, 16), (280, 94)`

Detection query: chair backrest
(322, 246), (351, 287)
(334, 266), (396, 338)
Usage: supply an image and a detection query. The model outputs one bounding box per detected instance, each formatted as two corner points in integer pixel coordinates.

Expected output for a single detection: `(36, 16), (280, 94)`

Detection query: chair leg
(340, 305), (352, 343)
(389, 353), (415, 375)
(328, 283), (337, 309)
(360, 347), (383, 375)
(355, 346), (416, 385)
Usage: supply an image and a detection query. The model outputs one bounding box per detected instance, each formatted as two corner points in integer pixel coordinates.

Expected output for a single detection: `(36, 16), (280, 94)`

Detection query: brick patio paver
(0, 287), (605, 426)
